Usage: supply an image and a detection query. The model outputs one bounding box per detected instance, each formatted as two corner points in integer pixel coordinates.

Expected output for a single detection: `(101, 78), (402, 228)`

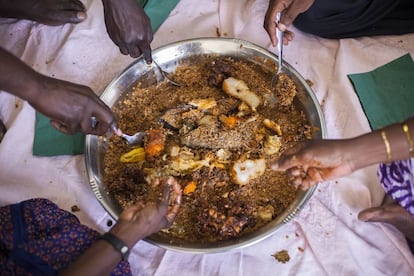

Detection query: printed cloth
(0, 198), (131, 275)
(378, 158), (414, 217)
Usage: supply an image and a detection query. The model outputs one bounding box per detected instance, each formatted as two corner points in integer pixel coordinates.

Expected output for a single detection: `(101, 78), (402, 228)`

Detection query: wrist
(109, 222), (145, 249)
(100, 232), (130, 261)
(348, 132), (386, 171)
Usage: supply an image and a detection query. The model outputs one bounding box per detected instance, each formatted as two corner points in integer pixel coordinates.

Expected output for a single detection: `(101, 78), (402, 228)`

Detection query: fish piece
(180, 117), (260, 150)
(159, 104), (194, 131)
(207, 59), (234, 87)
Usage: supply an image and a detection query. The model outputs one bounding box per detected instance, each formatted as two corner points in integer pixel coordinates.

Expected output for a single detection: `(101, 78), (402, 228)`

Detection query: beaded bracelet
(402, 123), (414, 157)
(381, 130), (392, 163)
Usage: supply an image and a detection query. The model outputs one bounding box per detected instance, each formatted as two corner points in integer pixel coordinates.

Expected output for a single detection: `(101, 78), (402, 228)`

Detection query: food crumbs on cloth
(306, 79), (314, 87)
(71, 205), (81, 212)
(295, 232), (299, 238)
(298, 247), (304, 252)
(272, 250), (290, 263)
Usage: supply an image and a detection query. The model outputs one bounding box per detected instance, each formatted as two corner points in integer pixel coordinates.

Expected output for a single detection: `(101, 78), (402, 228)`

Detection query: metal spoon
(91, 117), (146, 146)
(271, 12), (284, 90)
(111, 125), (146, 146)
(151, 60), (183, 87)
(119, 130), (146, 146)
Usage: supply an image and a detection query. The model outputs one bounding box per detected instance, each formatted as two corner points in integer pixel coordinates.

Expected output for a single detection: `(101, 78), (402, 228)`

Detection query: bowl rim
(85, 37), (327, 254)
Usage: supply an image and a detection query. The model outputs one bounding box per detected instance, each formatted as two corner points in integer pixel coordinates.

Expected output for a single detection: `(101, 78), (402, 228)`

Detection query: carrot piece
(183, 181), (197, 195)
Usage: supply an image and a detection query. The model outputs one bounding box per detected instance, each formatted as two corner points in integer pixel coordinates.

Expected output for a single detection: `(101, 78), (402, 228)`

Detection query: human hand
(358, 200), (414, 241)
(102, 0), (153, 61)
(109, 177), (181, 247)
(271, 139), (355, 190)
(0, 0), (86, 25)
(29, 75), (115, 135)
(264, 0), (314, 46)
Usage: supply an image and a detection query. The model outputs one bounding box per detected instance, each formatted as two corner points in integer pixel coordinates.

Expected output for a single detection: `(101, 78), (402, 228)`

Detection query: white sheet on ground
(0, 0), (413, 275)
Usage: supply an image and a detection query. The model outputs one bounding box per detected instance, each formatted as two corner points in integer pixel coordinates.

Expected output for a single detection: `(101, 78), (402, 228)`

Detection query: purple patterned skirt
(0, 198), (132, 275)
(378, 158), (414, 217)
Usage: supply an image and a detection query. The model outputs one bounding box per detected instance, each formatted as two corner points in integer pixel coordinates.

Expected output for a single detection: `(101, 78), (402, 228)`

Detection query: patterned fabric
(0, 198), (132, 275)
(378, 158), (414, 217)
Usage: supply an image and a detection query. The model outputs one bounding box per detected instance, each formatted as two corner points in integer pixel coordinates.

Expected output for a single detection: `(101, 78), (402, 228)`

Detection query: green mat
(33, 0), (180, 156)
(348, 53), (414, 131)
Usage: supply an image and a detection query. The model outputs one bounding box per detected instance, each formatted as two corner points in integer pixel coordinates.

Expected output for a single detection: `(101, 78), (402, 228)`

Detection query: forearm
(59, 223), (146, 275)
(0, 46), (42, 102)
(58, 238), (125, 276)
(350, 117), (414, 170)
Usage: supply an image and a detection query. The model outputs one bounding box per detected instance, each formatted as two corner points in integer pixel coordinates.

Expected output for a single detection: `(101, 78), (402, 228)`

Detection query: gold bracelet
(381, 130), (392, 163)
(402, 123), (414, 157)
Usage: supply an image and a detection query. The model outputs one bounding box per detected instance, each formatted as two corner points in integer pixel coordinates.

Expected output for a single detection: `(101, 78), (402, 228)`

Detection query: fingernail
(278, 23), (287, 32)
(77, 11), (86, 21)
(358, 212), (371, 222)
(271, 164), (279, 170)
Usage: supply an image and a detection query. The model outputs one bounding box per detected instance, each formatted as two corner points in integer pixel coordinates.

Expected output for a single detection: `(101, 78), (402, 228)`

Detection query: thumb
(49, 10), (87, 24)
(50, 119), (75, 135)
(358, 207), (386, 222)
(271, 154), (300, 171)
(358, 204), (405, 223)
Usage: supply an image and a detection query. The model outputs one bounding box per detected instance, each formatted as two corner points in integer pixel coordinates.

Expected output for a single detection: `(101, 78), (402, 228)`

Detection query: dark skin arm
(0, 0), (153, 60)
(59, 178), (180, 276)
(0, 46), (114, 135)
(0, 0), (86, 25)
(271, 117), (414, 190)
(102, 0), (153, 61)
(271, 118), (414, 241)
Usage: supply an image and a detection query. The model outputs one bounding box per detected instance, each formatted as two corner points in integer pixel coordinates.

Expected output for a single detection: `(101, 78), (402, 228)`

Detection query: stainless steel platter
(85, 38), (326, 254)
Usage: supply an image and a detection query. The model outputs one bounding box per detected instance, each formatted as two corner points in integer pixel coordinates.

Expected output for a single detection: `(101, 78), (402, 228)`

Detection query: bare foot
(0, 0), (86, 26)
(358, 196), (414, 243)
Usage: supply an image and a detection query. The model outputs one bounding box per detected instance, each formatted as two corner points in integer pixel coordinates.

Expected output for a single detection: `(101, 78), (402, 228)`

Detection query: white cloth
(0, 0), (413, 275)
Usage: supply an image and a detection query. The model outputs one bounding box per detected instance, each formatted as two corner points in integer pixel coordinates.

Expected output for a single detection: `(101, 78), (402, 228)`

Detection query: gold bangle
(381, 130), (392, 163)
(402, 123), (414, 157)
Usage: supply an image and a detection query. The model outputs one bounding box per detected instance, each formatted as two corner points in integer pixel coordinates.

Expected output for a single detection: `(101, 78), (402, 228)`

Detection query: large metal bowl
(85, 38), (326, 254)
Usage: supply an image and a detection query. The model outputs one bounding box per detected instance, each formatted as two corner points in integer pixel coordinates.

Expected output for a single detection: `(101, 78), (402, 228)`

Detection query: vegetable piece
(120, 147), (146, 163)
(263, 118), (282, 136)
(222, 77), (261, 111)
(230, 158), (266, 185)
(219, 115), (238, 129)
(183, 181), (197, 195)
(145, 129), (166, 161)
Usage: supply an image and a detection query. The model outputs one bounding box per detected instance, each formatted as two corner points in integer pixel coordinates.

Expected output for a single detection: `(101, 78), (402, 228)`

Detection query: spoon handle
(275, 12), (283, 74)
